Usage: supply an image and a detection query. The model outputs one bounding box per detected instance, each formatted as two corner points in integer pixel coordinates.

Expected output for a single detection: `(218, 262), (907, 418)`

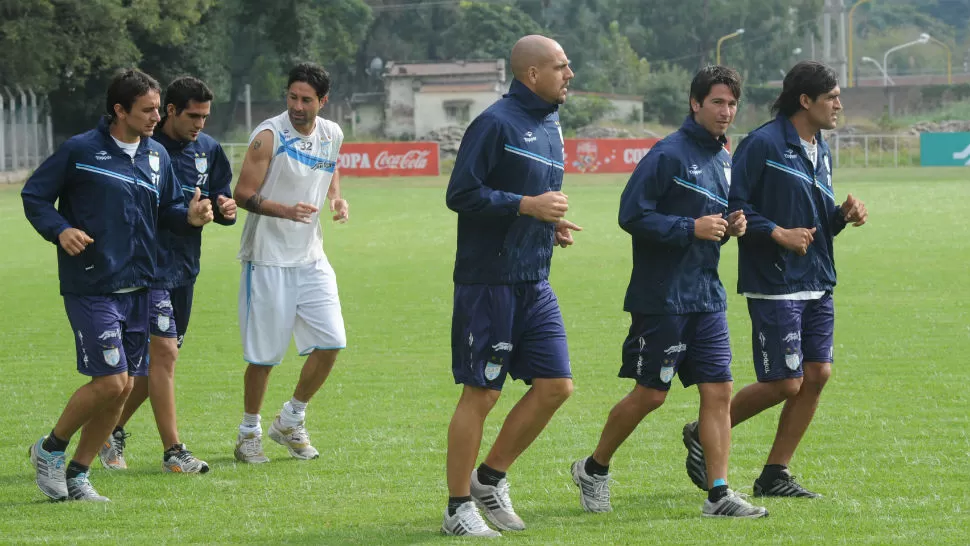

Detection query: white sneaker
(571, 458), (612, 513)
(441, 501), (501, 537)
(98, 428), (129, 470)
(470, 471), (525, 531)
(702, 489), (769, 518)
(234, 430), (270, 463)
(268, 415), (319, 460)
(66, 471), (110, 502)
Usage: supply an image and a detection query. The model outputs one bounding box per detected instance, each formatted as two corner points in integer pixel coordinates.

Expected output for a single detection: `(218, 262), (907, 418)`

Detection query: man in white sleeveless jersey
(232, 62), (349, 463)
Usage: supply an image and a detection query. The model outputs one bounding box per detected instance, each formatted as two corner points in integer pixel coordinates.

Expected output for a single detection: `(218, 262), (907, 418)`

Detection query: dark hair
(164, 76), (214, 115)
(288, 62), (331, 99)
(771, 61), (839, 117)
(689, 65), (742, 114)
(105, 68), (160, 120)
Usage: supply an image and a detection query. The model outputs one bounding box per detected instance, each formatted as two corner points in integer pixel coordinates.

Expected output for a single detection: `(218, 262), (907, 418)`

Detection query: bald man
(441, 34), (580, 537)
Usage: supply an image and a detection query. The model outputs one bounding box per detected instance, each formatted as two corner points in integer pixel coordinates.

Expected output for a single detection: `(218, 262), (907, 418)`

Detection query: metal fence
(225, 133), (922, 171)
(1, 86), (53, 174)
(728, 133), (921, 168)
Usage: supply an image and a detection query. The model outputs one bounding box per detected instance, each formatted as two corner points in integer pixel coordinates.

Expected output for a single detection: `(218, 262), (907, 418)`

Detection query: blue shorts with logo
(747, 293), (835, 382)
(149, 284), (194, 345)
(619, 312), (733, 391)
(451, 281), (571, 391)
(63, 291), (150, 377)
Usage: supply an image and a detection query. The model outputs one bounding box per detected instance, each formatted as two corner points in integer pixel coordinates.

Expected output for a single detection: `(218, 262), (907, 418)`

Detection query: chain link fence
(1, 86), (53, 181)
(729, 132), (921, 168)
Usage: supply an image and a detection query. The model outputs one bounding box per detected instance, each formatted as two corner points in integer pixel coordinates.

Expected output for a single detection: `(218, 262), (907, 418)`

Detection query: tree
(439, 2), (543, 60)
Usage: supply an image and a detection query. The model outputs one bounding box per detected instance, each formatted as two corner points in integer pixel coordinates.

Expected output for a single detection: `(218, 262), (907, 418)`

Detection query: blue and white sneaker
(28, 437), (67, 501)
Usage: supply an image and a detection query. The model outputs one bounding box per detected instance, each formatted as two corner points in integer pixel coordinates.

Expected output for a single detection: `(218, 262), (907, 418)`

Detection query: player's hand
(188, 187), (214, 227)
(772, 226), (816, 256)
(840, 193), (867, 226)
(694, 214), (729, 241)
(554, 219), (583, 248)
(330, 198), (349, 223)
(287, 201), (319, 224)
(726, 210), (747, 237)
(216, 195), (237, 221)
(58, 228), (94, 256)
(520, 191), (568, 223)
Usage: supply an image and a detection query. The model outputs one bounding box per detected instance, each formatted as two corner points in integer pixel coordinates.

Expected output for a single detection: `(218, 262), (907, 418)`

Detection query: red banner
(563, 138), (661, 174)
(338, 142), (439, 177)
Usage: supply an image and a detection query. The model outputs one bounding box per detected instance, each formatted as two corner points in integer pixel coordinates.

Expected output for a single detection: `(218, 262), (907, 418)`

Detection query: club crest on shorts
(785, 353), (801, 370)
(102, 347), (121, 367)
(195, 153), (208, 174)
(484, 362), (502, 381)
(157, 314), (171, 333)
(660, 365), (675, 384)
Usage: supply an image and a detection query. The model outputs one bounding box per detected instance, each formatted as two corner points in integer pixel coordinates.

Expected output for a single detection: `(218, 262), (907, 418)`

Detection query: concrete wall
(413, 91), (502, 137)
(352, 103), (383, 137)
(385, 78), (417, 138)
(603, 98), (642, 122)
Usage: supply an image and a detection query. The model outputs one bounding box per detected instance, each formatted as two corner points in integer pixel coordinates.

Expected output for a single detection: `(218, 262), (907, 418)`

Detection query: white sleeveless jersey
(237, 112), (344, 266)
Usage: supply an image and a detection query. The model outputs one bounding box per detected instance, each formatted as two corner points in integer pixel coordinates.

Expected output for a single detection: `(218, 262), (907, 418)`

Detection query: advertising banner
(338, 142), (440, 176)
(563, 138), (662, 174)
(920, 132), (970, 166)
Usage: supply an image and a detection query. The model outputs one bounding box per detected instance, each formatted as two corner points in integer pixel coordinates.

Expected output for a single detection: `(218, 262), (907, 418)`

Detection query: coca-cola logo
(374, 150), (430, 170)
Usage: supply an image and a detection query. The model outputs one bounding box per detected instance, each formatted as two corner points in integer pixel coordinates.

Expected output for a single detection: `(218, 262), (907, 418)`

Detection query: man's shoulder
(195, 131), (222, 150)
(315, 118), (343, 140)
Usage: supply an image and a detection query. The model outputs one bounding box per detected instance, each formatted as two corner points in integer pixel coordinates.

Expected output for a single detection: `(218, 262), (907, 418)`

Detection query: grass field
(0, 167), (968, 545)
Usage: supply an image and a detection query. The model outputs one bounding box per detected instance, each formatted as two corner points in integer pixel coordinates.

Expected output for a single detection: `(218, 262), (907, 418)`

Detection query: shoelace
(590, 476), (611, 501)
(70, 473), (98, 495)
(114, 431), (131, 454)
(494, 481), (514, 512)
(457, 506), (492, 533)
(241, 436), (262, 455)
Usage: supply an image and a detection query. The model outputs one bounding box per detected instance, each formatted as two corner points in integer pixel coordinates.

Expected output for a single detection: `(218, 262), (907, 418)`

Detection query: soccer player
(683, 61), (867, 498)
(22, 68), (213, 501)
(569, 66), (767, 519)
(440, 35), (581, 538)
(100, 76), (236, 474)
(232, 62), (348, 463)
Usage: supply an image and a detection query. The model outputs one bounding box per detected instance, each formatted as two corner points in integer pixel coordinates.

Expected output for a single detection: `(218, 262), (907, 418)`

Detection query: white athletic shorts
(238, 258), (346, 365)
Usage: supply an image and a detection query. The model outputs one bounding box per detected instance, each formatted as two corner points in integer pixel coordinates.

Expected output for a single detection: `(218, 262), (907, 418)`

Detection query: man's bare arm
(233, 130), (317, 222)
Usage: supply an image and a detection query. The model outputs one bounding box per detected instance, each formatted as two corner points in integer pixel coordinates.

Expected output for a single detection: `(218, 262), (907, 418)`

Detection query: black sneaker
(753, 469), (821, 498)
(682, 421), (707, 491)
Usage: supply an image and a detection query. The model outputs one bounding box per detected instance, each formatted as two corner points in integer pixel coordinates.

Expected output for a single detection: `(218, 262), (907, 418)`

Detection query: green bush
(559, 96), (616, 130)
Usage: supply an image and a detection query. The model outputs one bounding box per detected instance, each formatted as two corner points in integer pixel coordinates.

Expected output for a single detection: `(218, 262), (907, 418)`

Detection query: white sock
(280, 398), (307, 426)
(240, 412), (261, 434)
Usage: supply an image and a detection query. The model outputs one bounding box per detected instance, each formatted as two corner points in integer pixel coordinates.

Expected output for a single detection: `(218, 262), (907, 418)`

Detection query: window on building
(444, 102), (471, 124)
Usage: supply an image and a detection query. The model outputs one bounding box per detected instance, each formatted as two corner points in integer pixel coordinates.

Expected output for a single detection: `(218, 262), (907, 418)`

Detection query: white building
(350, 59), (506, 139)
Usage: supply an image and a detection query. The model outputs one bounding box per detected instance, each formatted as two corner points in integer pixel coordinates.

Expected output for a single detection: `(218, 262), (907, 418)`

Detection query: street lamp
(716, 28), (744, 66)
(860, 56), (894, 86)
(847, 0), (874, 88)
(882, 33), (931, 86)
(927, 36), (952, 85)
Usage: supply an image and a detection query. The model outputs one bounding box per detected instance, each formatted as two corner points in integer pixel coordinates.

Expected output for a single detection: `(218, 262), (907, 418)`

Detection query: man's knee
(458, 385), (502, 414)
(775, 377), (803, 399)
(698, 381), (733, 406)
(92, 373), (130, 399)
(802, 362), (831, 394)
(631, 384), (668, 412)
(533, 377), (573, 407)
(149, 337), (180, 373)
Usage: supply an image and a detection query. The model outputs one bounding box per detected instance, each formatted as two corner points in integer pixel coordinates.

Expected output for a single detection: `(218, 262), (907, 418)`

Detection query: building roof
(385, 60), (505, 79)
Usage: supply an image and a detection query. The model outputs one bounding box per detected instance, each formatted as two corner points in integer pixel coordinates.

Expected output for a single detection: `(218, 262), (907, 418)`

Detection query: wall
(413, 91), (502, 137)
(603, 98), (642, 122)
(352, 103), (383, 137)
(385, 78), (417, 138)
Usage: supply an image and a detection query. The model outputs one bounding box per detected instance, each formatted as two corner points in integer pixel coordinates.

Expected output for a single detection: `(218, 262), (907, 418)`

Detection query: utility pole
(822, 0), (848, 84)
